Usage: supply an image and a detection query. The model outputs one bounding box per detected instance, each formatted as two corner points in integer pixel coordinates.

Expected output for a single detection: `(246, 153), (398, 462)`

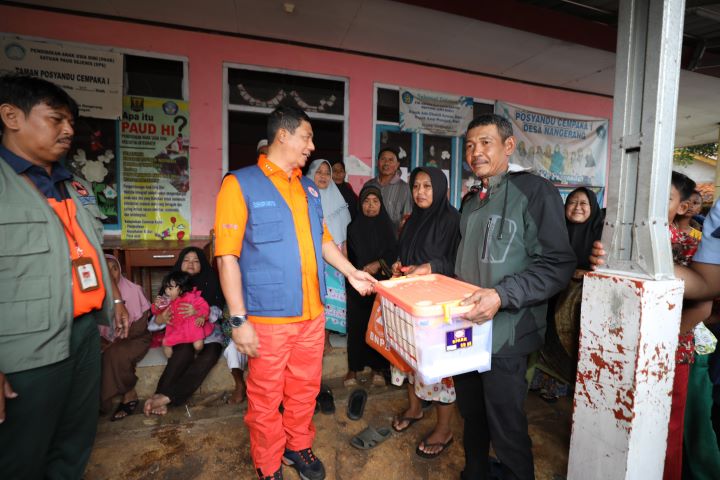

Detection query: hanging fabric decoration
(235, 84), (337, 113)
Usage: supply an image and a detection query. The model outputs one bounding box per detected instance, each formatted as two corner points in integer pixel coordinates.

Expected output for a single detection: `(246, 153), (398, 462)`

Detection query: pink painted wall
(1, 5), (613, 235)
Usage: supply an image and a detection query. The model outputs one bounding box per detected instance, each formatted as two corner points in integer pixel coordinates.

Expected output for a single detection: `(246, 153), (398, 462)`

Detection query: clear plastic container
(375, 274), (493, 384)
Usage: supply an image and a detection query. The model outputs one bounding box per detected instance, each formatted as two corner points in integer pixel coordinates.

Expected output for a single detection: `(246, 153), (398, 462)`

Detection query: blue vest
(231, 165), (326, 317)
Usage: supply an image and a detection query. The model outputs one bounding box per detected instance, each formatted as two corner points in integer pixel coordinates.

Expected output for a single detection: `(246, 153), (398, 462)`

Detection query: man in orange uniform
(215, 105), (375, 480)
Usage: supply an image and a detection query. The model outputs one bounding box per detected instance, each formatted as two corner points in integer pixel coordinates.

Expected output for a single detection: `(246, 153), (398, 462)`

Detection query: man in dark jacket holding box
(454, 114), (576, 480)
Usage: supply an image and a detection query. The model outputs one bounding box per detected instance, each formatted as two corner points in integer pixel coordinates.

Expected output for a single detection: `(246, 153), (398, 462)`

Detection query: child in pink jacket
(151, 271), (211, 358)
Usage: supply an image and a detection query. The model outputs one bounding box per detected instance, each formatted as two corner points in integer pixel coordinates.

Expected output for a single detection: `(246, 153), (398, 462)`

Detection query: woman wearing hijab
(331, 159), (358, 219)
(565, 187), (605, 277)
(100, 255), (152, 420)
(534, 187), (605, 400)
(144, 247), (247, 415)
(390, 167), (461, 459)
(307, 159), (353, 334)
(344, 186), (397, 386)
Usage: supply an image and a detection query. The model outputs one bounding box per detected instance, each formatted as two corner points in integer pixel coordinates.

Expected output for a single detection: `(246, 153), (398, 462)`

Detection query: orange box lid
(375, 274), (479, 317)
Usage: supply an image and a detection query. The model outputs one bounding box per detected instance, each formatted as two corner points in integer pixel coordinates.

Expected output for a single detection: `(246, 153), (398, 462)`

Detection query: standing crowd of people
(2, 72), (720, 480)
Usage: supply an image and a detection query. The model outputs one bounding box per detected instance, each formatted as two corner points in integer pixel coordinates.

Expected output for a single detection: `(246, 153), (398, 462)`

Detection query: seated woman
(535, 187), (605, 398)
(100, 255), (152, 421)
(390, 167), (461, 459)
(344, 186), (397, 386)
(307, 159), (353, 335)
(144, 247), (246, 415)
(565, 187), (605, 279)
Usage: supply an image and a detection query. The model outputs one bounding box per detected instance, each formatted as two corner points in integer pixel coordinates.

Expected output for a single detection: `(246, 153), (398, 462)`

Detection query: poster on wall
(0, 36), (123, 119)
(120, 96), (191, 240)
(495, 101), (608, 187)
(399, 87), (473, 137)
(65, 117), (120, 227)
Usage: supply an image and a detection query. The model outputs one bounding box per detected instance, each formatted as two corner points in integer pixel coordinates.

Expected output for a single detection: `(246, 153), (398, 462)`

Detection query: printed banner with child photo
(496, 101), (608, 187)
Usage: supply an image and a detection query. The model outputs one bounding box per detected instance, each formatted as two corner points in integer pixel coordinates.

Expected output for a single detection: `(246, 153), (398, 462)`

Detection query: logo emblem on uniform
(308, 186), (319, 198)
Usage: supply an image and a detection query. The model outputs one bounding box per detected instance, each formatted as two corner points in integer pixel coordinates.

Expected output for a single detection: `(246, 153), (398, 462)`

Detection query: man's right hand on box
(459, 288), (501, 324)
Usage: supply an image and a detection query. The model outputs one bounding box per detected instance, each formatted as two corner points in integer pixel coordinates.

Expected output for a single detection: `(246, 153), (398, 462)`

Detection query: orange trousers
(245, 314), (324, 474)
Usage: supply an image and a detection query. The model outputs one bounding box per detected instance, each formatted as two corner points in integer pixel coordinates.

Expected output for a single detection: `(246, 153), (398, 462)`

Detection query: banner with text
(399, 87), (473, 137)
(495, 102), (609, 186)
(0, 36), (122, 119)
(120, 96), (191, 240)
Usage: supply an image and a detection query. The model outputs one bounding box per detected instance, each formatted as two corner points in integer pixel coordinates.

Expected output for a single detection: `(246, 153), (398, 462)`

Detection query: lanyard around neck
(20, 174), (83, 257)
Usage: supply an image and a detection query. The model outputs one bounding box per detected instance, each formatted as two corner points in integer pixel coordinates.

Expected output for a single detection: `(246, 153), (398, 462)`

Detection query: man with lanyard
(362, 147), (412, 235)
(454, 114), (575, 480)
(215, 105), (375, 480)
(0, 74), (129, 479)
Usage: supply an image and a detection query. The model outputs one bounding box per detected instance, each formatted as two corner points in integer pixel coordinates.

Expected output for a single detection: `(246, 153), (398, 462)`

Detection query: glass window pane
(377, 128), (412, 181)
(377, 88), (399, 123)
(228, 111), (343, 172)
(473, 102), (494, 118)
(420, 135), (453, 190)
(125, 55), (184, 100)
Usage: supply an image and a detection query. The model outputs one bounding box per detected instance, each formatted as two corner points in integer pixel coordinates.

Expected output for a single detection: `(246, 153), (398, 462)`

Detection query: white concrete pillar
(567, 273), (683, 480)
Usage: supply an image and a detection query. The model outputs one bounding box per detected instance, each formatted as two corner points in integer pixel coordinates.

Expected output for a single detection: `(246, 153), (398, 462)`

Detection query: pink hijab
(101, 255), (151, 340)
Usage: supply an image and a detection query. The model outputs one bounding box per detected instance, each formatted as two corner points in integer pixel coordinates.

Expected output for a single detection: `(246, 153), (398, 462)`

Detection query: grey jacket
(0, 156), (113, 374)
(456, 168), (576, 357)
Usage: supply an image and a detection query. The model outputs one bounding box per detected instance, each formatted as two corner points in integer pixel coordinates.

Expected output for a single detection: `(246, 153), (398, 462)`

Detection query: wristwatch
(229, 314), (248, 328)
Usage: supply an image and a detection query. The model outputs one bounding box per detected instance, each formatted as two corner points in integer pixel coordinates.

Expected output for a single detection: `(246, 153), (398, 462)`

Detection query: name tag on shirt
(73, 257), (99, 292)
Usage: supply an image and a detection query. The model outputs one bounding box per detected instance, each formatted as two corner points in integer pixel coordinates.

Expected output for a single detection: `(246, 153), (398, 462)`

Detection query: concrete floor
(86, 376), (572, 480)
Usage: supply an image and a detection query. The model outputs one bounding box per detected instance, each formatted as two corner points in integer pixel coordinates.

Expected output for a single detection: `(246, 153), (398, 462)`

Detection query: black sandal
(316, 385), (335, 415)
(111, 399), (139, 421)
(346, 388), (367, 420)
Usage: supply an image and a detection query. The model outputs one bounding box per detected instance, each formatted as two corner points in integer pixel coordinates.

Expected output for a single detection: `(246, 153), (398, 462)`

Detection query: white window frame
(222, 63), (349, 175)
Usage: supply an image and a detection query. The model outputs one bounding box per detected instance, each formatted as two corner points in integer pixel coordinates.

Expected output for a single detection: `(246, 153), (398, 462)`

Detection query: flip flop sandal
(111, 399), (139, 421)
(415, 435), (454, 459)
(350, 426), (392, 450)
(346, 388), (367, 421)
(316, 385), (336, 415)
(343, 377), (358, 388)
(371, 373), (386, 387)
(391, 413), (424, 432)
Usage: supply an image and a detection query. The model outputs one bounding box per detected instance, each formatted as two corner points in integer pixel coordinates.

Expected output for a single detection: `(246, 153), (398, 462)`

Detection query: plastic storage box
(374, 274), (493, 384)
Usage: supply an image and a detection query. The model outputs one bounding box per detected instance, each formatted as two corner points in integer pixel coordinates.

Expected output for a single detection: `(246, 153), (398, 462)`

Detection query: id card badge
(73, 257), (100, 292)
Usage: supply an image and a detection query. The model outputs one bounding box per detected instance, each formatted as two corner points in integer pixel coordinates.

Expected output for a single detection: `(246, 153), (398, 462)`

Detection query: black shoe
(257, 466), (283, 479)
(282, 447), (326, 480)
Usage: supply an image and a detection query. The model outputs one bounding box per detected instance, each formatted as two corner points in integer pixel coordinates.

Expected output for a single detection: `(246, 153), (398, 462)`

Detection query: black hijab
(398, 167), (461, 276)
(565, 187), (605, 270)
(346, 186), (398, 276)
(173, 246), (224, 308)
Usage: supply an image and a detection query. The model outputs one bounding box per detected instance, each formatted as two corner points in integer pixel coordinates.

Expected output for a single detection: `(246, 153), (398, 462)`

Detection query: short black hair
(267, 104), (310, 143)
(158, 271), (193, 297)
(0, 74), (79, 132)
(465, 114), (514, 141)
(671, 171), (696, 202)
(377, 146), (399, 161)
